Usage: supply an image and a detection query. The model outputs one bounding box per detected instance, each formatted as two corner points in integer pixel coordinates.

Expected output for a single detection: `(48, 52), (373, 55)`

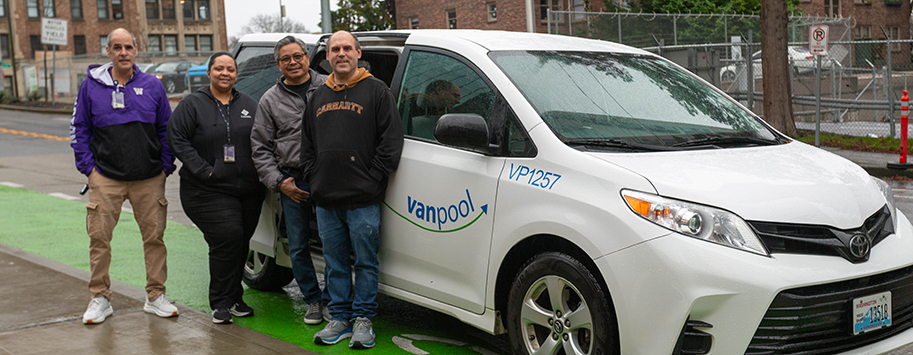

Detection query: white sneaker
(83, 297), (113, 324)
(144, 294), (179, 318)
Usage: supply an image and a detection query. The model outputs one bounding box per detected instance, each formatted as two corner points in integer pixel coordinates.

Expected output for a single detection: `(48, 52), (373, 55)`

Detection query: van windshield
(490, 51), (779, 150)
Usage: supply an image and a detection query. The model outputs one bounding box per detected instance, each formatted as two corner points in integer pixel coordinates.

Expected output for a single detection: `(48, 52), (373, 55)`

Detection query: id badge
(223, 145), (235, 163)
(111, 91), (125, 109)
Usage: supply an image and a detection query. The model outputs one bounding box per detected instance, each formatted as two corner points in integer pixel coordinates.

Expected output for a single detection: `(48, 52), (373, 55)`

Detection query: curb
(0, 103), (71, 115)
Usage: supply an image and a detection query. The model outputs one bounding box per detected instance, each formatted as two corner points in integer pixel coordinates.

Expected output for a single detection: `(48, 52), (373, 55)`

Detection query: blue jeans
(279, 175), (329, 305)
(316, 203), (380, 321)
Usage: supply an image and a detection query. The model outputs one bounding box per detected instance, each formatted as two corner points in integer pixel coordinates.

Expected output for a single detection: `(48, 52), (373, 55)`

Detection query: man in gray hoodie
(250, 35), (329, 325)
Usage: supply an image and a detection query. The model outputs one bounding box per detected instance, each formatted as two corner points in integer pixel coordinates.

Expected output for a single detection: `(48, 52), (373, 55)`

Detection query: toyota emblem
(849, 234), (871, 259)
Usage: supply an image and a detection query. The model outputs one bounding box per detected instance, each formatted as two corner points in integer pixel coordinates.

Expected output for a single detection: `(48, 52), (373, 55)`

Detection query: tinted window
(234, 45), (279, 102)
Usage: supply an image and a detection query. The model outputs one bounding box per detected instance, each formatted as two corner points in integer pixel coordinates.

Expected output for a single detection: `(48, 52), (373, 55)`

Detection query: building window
(73, 35), (86, 55)
(148, 35), (161, 52)
(27, 0), (39, 18)
(199, 35), (211, 51)
(197, 0), (209, 20)
(855, 25), (870, 39)
(43, 0), (55, 17)
(447, 10), (456, 29)
(97, 0), (108, 19)
(887, 26), (901, 52)
(824, 0), (839, 17)
(70, 0), (82, 19)
(162, 0), (175, 19)
(182, 0), (194, 19)
(184, 35), (196, 52)
(145, 0), (157, 18)
(0, 34), (9, 59)
(164, 35), (177, 55)
(573, 0), (584, 20)
(540, 0), (561, 22)
(410, 17), (418, 29)
(487, 3), (496, 22)
(99, 35), (107, 54)
(30, 35), (42, 59)
(111, 0), (122, 19)
(0, 0), (7, 17)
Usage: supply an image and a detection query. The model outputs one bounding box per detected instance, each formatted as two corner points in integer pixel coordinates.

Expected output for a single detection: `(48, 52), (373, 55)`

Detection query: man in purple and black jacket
(69, 28), (179, 325)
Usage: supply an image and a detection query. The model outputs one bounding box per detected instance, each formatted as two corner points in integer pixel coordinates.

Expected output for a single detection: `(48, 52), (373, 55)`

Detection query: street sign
(41, 18), (68, 46)
(809, 25), (828, 56)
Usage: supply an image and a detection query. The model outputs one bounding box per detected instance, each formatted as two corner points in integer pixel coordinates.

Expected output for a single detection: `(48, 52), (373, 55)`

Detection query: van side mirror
(434, 114), (498, 154)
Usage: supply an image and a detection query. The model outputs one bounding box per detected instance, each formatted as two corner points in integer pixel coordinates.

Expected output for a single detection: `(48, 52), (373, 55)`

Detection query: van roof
(237, 33), (323, 45)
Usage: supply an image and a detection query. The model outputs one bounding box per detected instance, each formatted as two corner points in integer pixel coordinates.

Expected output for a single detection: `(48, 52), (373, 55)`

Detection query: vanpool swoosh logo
(384, 189), (488, 233)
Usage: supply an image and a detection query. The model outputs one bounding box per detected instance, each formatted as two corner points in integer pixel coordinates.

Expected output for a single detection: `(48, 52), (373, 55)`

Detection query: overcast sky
(223, 0), (335, 38)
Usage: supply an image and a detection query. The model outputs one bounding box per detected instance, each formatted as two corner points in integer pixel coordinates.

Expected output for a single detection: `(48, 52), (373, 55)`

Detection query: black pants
(180, 185), (265, 309)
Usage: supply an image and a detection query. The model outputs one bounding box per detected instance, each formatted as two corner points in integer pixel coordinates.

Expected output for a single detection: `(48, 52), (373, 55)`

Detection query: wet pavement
(0, 243), (314, 355)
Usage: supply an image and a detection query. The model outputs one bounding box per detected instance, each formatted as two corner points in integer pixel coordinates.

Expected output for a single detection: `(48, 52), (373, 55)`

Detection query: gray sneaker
(304, 302), (326, 325)
(314, 320), (353, 345)
(349, 317), (375, 349)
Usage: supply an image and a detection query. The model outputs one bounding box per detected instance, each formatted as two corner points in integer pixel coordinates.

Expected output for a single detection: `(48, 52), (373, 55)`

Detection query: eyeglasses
(279, 53), (306, 65)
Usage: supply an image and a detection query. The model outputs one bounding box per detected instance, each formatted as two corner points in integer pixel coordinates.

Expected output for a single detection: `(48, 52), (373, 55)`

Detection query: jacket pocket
(311, 149), (377, 202)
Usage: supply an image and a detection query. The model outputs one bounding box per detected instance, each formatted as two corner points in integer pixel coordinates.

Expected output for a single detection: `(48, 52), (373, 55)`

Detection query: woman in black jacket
(167, 52), (265, 324)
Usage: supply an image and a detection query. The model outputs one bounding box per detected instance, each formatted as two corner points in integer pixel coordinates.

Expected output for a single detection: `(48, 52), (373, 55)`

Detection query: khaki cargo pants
(86, 169), (168, 301)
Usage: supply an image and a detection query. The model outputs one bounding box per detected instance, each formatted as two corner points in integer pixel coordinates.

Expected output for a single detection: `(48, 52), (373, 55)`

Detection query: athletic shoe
(314, 320), (353, 345)
(144, 294), (179, 317)
(304, 302), (326, 325)
(349, 317), (376, 349)
(82, 297), (113, 324)
(212, 308), (232, 324)
(230, 302), (254, 317)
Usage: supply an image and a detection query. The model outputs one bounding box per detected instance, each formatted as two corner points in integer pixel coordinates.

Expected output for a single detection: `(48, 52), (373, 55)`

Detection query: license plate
(853, 291), (892, 335)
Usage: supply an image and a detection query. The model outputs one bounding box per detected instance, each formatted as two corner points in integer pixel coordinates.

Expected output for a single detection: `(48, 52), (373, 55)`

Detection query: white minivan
(236, 31), (913, 355)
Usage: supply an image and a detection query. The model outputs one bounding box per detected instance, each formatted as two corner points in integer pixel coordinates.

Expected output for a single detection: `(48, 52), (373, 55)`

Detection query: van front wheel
(243, 250), (293, 291)
(506, 251), (618, 355)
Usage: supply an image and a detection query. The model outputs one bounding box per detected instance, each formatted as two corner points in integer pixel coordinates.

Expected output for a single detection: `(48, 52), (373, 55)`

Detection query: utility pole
(760, 0), (798, 137)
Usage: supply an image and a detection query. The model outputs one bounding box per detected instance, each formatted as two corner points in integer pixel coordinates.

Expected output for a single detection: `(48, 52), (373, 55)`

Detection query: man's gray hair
(106, 28), (137, 47)
(274, 36), (308, 62)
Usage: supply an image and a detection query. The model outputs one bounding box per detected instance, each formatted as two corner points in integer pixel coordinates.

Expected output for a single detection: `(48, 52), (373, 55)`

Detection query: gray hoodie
(251, 68), (328, 191)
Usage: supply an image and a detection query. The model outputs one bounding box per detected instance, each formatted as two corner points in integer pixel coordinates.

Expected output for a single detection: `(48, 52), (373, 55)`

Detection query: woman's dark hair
(207, 52), (235, 71)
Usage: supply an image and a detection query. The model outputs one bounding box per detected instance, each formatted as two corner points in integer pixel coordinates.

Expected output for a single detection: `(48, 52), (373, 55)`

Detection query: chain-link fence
(13, 51), (214, 102)
(548, 11), (913, 139)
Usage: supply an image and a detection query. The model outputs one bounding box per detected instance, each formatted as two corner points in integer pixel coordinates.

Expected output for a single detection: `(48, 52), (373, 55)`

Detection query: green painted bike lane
(0, 185), (507, 355)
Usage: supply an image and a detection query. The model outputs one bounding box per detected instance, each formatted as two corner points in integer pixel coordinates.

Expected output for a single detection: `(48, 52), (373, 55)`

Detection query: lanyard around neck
(213, 98), (231, 145)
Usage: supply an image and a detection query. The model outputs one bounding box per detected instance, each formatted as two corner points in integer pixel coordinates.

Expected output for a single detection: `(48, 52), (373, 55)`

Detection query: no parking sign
(809, 25), (828, 56)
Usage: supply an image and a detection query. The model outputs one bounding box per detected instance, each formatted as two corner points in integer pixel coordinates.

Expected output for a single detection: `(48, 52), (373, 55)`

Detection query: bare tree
(229, 14), (310, 49)
(760, 0), (798, 137)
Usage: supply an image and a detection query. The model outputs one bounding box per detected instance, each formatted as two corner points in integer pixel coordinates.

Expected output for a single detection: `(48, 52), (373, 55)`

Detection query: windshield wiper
(564, 138), (682, 152)
(671, 136), (781, 148)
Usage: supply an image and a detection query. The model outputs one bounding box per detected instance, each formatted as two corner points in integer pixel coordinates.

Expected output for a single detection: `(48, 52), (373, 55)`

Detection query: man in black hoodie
(302, 31), (403, 349)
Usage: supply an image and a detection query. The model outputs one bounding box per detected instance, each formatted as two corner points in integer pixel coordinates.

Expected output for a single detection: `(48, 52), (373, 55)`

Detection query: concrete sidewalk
(0, 243), (314, 355)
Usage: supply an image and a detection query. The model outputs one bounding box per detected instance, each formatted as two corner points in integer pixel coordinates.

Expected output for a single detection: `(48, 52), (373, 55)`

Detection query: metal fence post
(618, 14), (622, 43)
(746, 31), (753, 111)
(816, 55), (822, 147)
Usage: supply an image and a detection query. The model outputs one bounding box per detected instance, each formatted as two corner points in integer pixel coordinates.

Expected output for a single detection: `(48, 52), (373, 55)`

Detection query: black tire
(164, 79), (176, 93)
(721, 70), (736, 82)
(506, 251), (618, 355)
(243, 249), (294, 291)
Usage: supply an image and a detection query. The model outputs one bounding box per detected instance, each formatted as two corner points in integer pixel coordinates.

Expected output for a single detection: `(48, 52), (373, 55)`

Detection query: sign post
(809, 25), (828, 147)
(41, 18), (67, 105)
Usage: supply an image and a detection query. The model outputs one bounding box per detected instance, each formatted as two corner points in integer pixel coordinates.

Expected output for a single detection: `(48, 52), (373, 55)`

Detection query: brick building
(0, 0), (228, 95)
(395, 0), (613, 32)
(798, 0), (909, 41)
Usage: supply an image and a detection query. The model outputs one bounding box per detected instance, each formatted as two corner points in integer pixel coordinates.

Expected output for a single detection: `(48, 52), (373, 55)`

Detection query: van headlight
(622, 189), (768, 256)
(872, 177), (896, 226)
